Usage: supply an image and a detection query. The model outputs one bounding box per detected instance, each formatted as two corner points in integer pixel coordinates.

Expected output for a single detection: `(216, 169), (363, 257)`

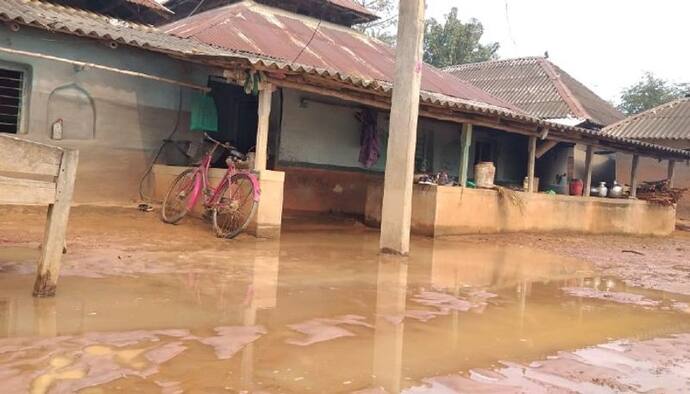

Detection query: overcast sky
(425, 0), (689, 104)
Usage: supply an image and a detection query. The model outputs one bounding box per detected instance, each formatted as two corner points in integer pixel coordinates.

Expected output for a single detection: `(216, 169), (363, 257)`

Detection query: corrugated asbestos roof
(0, 0), (239, 56)
(162, 1), (514, 109)
(444, 57), (626, 127)
(603, 98), (690, 141)
(1, 1), (689, 159)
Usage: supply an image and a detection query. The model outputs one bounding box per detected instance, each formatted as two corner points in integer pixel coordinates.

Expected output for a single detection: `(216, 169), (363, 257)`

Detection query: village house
(602, 97), (690, 218)
(445, 57), (626, 194)
(1, 0), (688, 240)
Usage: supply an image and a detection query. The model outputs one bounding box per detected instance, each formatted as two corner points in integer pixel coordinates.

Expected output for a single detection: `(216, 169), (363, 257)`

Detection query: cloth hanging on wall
(357, 108), (380, 168)
(190, 92), (219, 132)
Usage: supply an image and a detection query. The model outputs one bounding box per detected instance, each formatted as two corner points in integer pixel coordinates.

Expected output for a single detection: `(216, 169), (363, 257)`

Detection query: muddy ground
(456, 229), (690, 296)
(0, 206), (689, 393)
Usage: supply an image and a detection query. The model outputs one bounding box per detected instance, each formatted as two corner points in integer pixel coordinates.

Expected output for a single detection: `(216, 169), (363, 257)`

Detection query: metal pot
(609, 181), (623, 198)
(597, 182), (608, 198)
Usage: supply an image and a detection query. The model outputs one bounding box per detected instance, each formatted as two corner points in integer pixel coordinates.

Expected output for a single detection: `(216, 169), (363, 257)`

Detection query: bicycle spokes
(213, 174), (258, 238)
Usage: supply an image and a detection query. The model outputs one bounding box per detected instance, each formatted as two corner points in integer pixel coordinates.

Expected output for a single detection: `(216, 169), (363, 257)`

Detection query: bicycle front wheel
(212, 173), (258, 239)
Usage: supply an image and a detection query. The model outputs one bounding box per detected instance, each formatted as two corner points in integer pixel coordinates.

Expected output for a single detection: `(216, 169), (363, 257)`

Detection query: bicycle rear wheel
(212, 173), (258, 239)
(161, 169), (197, 224)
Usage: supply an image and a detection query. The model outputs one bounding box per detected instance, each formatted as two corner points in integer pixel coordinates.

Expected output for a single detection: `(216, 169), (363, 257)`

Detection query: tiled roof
(603, 98), (690, 141)
(1, 1), (689, 160)
(0, 0), (234, 57)
(445, 57), (626, 127)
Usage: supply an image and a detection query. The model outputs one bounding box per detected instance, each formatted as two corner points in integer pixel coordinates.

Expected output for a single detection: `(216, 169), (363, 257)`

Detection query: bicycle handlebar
(204, 132), (235, 150)
(203, 133), (246, 161)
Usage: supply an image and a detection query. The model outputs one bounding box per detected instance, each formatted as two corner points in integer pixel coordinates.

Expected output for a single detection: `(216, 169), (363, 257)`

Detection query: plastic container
(569, 179), (584, 196)
(474, 162), (496, 189)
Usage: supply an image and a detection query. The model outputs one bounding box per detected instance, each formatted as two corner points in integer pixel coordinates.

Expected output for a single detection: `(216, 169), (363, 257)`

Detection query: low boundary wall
(365, 184), (676, 236)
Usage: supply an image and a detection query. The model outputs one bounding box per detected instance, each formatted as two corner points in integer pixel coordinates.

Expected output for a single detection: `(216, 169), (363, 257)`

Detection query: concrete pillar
(630, 154), (640, 198)
(255, 83), (272, 171)
(458, 123), (473, 187)
(668, 160), (676, 187)
(583, 145), (594, 197)
(526, 136), (537, 192)
(379, 0), (425, 255)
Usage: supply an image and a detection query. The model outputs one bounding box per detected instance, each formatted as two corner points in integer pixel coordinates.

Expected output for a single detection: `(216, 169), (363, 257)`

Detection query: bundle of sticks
(636, 179), (688, 206)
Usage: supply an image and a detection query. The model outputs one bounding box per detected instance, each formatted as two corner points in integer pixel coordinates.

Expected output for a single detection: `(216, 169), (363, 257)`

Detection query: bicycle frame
(184, 142), (261, 212)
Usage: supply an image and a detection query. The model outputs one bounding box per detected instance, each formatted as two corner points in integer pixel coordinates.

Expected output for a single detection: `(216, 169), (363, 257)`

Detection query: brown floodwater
(0, 226), (689, 393)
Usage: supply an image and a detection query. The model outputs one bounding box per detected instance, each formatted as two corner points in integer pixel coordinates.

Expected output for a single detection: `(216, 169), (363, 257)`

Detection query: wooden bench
(0, 134), (78, 297)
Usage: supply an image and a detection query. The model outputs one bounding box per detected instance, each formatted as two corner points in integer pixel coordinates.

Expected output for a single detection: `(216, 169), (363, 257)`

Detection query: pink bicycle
(161, 133), (260, 239)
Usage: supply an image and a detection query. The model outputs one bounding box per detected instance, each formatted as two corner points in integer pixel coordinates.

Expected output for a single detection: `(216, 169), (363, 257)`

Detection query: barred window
(0, 68), (24, 134)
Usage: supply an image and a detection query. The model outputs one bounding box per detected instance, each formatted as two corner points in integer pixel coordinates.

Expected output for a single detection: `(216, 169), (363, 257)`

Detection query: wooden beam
(668, 160), (676, 187)
(254, 84), (273, 171)
(539, 127), (550, 140)
(583, 145), (594, 197)
(527, 136), (537, 192)
(630, 154), (640, 199)
(0, 46), (210, 92)
(0, 176), (56, 205)
(536, 140), (559, 159)
(0, 134), (62, 177)
(33, 149), (79, 297)
(458, 123), (473, 187)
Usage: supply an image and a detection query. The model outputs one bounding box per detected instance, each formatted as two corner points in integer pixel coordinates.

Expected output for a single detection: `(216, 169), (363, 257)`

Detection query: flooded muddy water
(1, 224), (689, 393)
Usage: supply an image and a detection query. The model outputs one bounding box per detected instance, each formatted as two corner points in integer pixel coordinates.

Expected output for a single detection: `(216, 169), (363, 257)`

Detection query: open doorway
(208, 79), (259, 155)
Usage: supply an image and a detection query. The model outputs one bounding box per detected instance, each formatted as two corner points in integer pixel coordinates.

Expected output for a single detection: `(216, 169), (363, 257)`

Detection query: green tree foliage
(618, 72), (688, 115)
(352, 0), (397, 45)
(423, 7), (499, 68)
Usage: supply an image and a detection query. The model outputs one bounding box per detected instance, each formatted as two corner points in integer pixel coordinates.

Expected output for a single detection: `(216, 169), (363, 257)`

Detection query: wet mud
(0, 207), (689, 393)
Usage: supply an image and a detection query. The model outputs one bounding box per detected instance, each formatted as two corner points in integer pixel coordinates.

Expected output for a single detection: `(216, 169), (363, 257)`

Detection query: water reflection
(372, 256), (408, 393)
(240, 241), (280, 392)
(0, 233), (688, 393)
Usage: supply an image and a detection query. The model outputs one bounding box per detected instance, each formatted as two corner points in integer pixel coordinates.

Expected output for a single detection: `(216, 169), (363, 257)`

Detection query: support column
(630, 154), (640, 199)
(526, 136), (537, 192)
(33, 149), (78, 297)
(583, 145), (594, 197)
(668, 160), (676, 188)
(380, 0), (425, 255)
(248, 83), (284, 239)
(458, 123), (473, 188)
(254, 83), (272, 171)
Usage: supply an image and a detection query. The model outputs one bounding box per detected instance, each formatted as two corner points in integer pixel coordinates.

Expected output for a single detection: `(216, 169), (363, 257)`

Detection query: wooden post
(668, 160), (676, 188)
(526, 136), (537, 192)
(583, 145), (594, 197)
(254, 83), (272, 171)
(458, 123), (473, 187)
(379, 0), (425, 255)
(630, 154), (639, 199)
(33, 149), (78, 297)
(535, 140), (558, 159)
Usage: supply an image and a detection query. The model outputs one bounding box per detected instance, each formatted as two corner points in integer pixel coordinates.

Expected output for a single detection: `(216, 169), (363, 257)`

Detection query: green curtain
(190, 92), (218, 132)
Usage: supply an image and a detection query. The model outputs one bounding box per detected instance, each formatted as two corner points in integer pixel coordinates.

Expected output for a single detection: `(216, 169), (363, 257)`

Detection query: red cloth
(357, 109), (380, 168)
